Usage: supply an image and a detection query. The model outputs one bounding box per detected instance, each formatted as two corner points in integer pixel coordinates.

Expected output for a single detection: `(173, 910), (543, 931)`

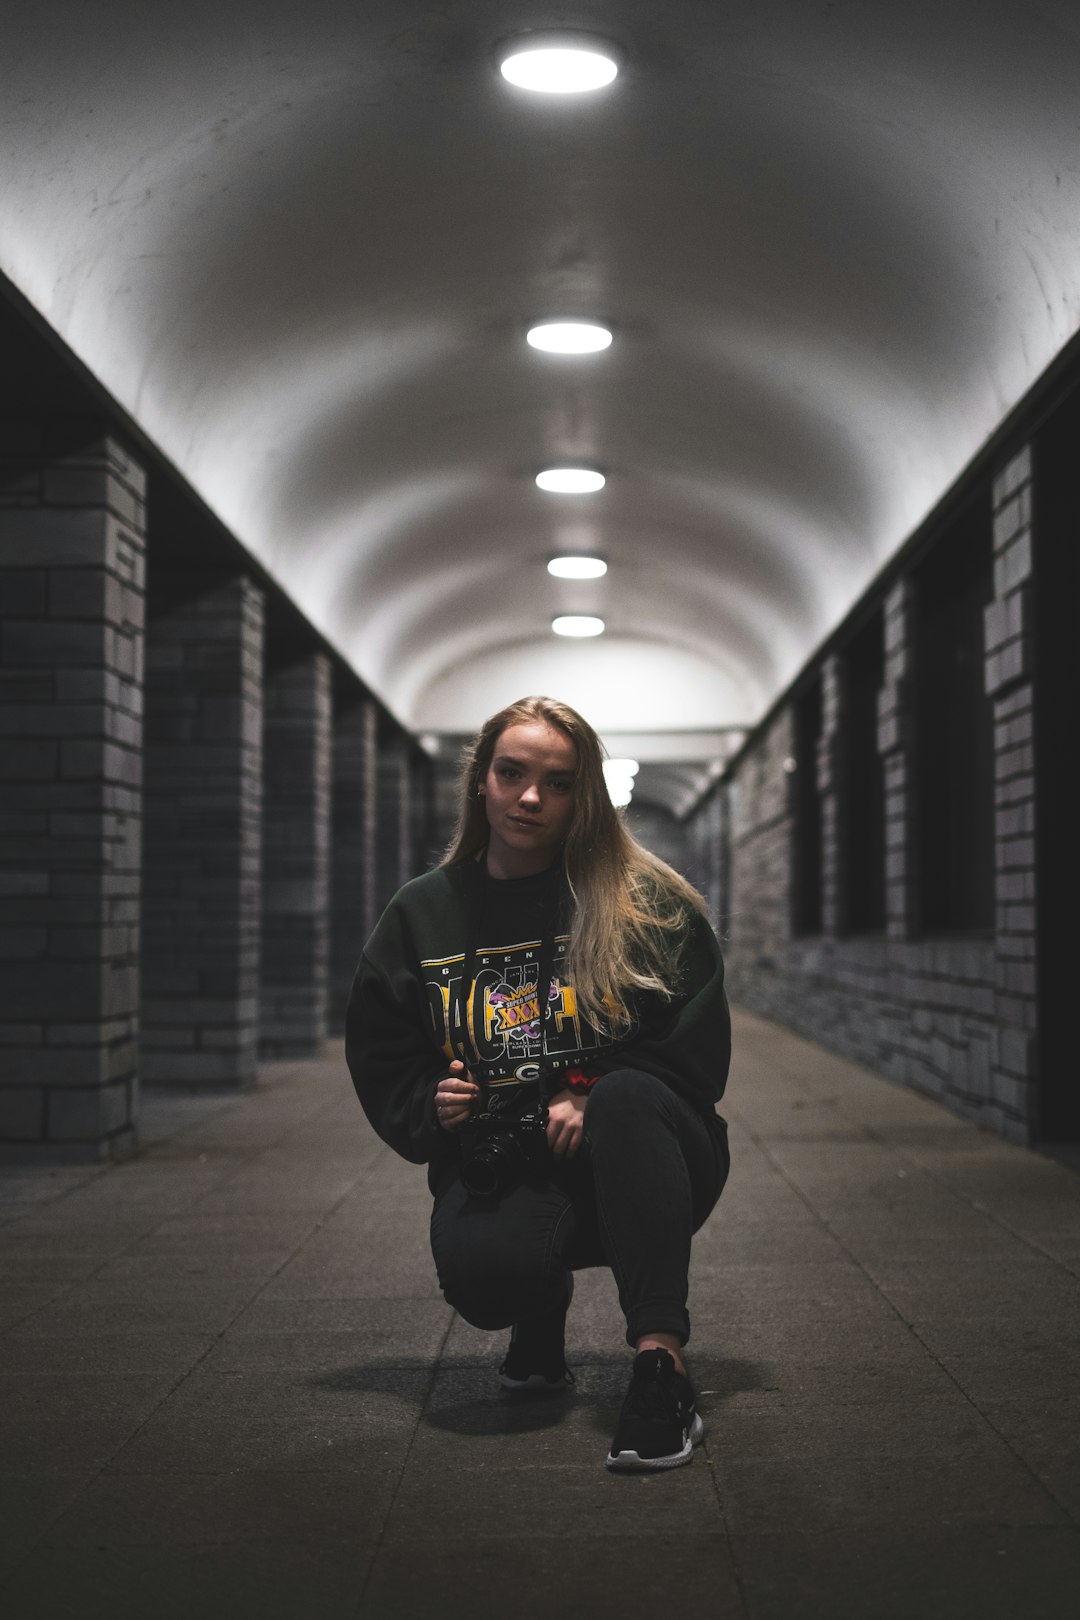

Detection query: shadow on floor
(310, 1353), (771, 1437)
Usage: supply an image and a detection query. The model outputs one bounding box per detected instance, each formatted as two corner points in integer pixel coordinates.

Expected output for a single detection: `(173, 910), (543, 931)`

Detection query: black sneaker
(498, 1273), (575, 1391)
(606, 1347), (704, 1471)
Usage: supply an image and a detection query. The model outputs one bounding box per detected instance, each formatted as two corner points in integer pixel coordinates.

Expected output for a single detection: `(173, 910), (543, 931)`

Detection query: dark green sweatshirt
(345, 858), (730, 1170)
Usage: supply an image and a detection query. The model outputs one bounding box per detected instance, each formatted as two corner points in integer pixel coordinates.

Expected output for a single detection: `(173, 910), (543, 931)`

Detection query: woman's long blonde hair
(442, 695), (708, 1034)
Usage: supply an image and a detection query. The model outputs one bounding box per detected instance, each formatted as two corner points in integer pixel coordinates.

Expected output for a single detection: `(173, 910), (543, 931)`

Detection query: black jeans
(429, 1068), (730, 1347)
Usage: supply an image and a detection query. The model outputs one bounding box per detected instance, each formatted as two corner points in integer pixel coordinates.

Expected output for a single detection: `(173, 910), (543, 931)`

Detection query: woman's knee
(431, 1236), (551, 1328)
(585, 1067), (670, 1129)
(442, 1289), (515, 1332)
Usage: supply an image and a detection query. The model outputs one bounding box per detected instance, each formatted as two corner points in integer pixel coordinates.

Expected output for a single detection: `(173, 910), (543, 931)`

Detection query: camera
(458, 1086), (548, 1199)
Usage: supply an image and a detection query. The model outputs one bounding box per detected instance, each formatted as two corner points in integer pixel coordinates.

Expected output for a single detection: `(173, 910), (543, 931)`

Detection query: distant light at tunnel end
(547, 555), (607, 579)
(499, 36), (619, 94)
(552, 615), (605, 638)
(536, 467), (606, 494)
(527, 321), (613, 354)
(603, 758), (640, 808)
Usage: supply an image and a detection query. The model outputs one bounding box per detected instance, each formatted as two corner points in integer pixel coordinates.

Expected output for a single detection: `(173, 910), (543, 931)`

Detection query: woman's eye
(550, 779), (572, 793)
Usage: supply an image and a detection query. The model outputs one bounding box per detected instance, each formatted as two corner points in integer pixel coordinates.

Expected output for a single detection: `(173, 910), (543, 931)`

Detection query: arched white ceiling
(4, 0), (1080, 743)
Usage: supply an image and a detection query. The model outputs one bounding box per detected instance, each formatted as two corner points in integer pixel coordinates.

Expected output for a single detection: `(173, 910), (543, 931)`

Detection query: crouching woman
(345, 694), (731, 1470)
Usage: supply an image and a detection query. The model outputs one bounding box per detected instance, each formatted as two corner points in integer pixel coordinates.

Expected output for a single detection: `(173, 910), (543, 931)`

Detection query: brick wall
(375, 733), (409, 918)
(711, 445), (1040, 1145)
(0, 430), (145, 1158)
(879, 580), (916, 939)
(624, 803), (688, 877)
(330, 697), (378, 1033)
(985, 448), (1038, 1125)
(818, 655), (843, 936)
(260, 652), (332, 1057)
(140, 577), (264, 1087)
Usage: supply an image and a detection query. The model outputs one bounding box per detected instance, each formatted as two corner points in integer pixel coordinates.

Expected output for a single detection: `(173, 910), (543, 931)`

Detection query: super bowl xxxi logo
(488, 977), (561, 1045)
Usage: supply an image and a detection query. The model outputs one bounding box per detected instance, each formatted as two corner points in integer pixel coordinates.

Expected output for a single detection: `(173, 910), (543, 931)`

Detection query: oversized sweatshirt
(345, 857), (730, 1172)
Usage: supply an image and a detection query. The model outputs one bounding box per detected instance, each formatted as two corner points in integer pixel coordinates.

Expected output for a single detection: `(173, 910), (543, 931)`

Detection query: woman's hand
(434, 1061), (479, 1131)
(545, 1087), (587, 1160)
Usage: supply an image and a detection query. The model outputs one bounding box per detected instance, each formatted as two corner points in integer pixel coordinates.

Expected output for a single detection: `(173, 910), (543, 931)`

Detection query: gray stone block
(993, 531), (1032, 595)
(0, 507), (115, 568)
(0, 926), (48, 958)
(0, 739), (62, 778)
(998, 1026), (1035, 1077)
(992, 489), (1031, 552)
(4, 619), (106, 667)
(992, 444), (1032, 505)
(45, 1080), (132, 1141)
(994, 684), (1034, 720)
(0, 1086), (45, 1137)
(140, 1051), (256, 1085)
(0, 571), (49, 616)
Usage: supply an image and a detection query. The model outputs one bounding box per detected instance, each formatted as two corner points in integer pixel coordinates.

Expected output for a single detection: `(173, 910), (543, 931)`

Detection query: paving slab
(0, 1281), (71, 1330)
(0, 1332), (216, 1376)
(0, 1474), (93, 1584)
(732, 1526), (1080, 1620)
(8, 1278), (259, 1338)
(0, 1373), (179, 1425)
(40, 1469), (398, 1547)
(359, 1532), (745, 1620)
(1, 1010), (1079, 1619)
(717, 1448), (1066, 1534)
(0, 1542), (371, 1620)
(105, 1367), (428, 1474)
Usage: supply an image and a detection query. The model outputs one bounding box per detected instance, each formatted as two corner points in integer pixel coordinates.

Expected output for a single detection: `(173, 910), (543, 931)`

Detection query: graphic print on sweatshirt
(423, 934), (624, 1085)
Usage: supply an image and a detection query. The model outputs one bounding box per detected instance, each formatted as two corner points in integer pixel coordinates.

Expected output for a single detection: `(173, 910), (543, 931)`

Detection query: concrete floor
(1, 1006), (1079, 1619)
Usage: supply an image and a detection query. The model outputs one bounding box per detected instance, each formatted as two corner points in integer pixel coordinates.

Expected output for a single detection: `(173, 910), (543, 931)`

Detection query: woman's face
(481, 719), (579, 879)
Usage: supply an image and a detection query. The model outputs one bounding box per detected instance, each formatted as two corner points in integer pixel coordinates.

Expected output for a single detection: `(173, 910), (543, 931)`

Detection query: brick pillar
(878, 579), (915, 939)
(141, 578), (264, 1087)
(330, 697), (377, 1033)
(375, 731), (409, 916)
(409, 745), (434, 878)
(260, 653), (332, 1057)
(0, 431), (145, 1159)
(398, 745), (414, 890)
(985, 446), (1037, 1136)
(817, 654), (844, 936)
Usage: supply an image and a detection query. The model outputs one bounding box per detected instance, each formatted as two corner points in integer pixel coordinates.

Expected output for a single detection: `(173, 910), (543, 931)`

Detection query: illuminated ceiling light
(603, 758), (640, 808)
(552, 615), (605, 638)
(498, 35), (619, 94)
(547, 555), (607, 579)
(536, 467), (606, 494)
(527, 321), (613, 354)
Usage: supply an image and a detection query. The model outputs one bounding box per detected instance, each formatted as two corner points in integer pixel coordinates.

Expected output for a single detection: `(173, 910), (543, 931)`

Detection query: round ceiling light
(536, 467), (606, 494)
(527, 321), (613, 354)
(552, 615), (605, 638)
(547, 555), (608, 579)
(498, 35), (619, 94)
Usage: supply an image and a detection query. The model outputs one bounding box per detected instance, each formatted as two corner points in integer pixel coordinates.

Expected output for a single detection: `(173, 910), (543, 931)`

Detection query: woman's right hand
(434, 1061), (480, 1131)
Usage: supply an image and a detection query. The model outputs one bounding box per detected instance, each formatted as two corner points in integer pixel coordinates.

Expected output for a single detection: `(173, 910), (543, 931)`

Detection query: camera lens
(460, 1153), (501, 1198)
(460, 1132), (521, 1199)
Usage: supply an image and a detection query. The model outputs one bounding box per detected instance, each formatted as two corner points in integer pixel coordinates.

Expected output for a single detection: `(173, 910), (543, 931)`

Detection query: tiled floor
(2, 1008), (1078, 1618)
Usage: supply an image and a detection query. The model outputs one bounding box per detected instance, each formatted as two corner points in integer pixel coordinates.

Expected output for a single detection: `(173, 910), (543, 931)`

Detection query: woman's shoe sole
(605, 1410), (704, 1471)
(498, 1369), (574, 1391)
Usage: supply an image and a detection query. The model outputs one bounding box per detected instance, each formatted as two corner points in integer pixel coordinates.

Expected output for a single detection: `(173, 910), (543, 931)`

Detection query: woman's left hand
(545, 1087), (587, 1160)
